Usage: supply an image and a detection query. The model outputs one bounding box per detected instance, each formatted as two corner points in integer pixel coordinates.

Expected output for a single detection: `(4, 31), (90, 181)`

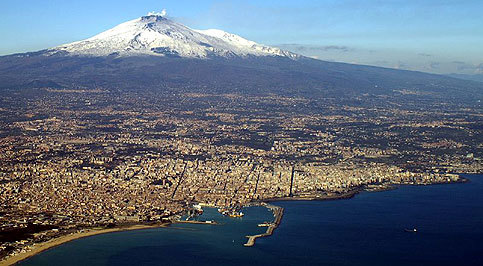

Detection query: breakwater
(244, 204), (283, 247)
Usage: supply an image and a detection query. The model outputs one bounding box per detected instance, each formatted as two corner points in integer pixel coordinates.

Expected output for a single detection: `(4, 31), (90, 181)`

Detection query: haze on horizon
(1, 0), (482, 75)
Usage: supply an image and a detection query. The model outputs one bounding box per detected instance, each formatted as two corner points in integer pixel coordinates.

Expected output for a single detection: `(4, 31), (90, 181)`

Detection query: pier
(174, 220), (217, 225)
(244, 204), (283, 247)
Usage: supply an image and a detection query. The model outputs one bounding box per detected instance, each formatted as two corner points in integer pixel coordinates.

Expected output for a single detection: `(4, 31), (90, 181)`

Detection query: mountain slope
(0, 14), (481, 102)
(447, 73), (483, 83)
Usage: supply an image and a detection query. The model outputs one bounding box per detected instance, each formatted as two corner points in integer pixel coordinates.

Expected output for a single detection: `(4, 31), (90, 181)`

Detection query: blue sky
(1, 0), (482, 74)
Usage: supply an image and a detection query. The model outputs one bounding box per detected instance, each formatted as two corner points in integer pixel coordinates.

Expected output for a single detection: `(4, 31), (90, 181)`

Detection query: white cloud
(148, 9), (167, 17)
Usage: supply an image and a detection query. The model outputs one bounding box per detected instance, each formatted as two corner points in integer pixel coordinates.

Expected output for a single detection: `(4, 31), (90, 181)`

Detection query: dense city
(0, 87), (481, 261)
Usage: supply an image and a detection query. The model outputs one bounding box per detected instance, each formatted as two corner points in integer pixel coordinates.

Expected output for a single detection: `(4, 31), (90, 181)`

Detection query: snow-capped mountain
(1, 12), (480, 103)
(50, 13), (298, 59)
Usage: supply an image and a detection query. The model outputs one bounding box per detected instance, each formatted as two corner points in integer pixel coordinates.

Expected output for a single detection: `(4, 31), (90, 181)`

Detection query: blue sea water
(20, 174), (483, 266)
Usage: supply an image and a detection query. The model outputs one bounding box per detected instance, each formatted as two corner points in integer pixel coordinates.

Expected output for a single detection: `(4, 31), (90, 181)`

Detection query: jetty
(244, 204), (283, 247)
(174, 220), (217, 225)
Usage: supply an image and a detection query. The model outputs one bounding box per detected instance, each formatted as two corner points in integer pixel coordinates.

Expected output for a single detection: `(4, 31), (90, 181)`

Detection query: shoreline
(263, 177), (469, 203)
(0, 223), (169, 266)
(242, 177), (470, 245)
(2, 176), (470, 264)
(262, 188), (361, 203)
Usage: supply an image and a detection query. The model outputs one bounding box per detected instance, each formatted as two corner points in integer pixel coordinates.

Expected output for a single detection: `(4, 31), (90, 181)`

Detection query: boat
(218, 207), (244, 218)
(404, 228), (417, 232)
(228, 211), (244, 218)
(193, 204), (203, 214)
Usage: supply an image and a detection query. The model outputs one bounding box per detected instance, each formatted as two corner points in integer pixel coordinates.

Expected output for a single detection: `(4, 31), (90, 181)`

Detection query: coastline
(242, 176), (470, 246)
(263, 188), (361, 202)
(2, 176), (470, 264)
(263, 177), (469, 203)
(0, 223), (169, 266)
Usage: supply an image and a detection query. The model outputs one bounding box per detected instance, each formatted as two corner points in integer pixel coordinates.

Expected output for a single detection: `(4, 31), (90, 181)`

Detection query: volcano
(0, 13), (481, 102)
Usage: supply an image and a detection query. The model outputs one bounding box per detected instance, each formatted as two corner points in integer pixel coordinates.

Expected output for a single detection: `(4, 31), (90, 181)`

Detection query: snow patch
(51, 14), (298, 59)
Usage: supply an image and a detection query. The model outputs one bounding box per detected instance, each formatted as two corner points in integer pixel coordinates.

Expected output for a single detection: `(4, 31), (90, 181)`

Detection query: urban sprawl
(0, 88), (481, 260)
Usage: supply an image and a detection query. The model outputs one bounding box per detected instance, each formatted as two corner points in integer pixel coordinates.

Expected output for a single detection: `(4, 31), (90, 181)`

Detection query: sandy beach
(0, 223), (168, 266)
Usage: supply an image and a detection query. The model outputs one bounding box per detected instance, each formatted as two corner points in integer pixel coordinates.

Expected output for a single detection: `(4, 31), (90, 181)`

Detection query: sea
(20, 174), (483, 266)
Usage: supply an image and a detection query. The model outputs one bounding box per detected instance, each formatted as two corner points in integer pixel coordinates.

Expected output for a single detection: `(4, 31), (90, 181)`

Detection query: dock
(244, 204), (283, 247)
(174, 220), (217, 225)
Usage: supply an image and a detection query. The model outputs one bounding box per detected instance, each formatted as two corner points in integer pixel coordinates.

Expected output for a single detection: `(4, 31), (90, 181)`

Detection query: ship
(193, 204), (203, 214)
(185, 204), (204, 220)
(218, 207), (244, 218)
(228, 211), (244, 218)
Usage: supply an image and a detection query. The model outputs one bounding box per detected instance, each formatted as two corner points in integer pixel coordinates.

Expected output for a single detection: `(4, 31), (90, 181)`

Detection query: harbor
(244, 204), (284, 247)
